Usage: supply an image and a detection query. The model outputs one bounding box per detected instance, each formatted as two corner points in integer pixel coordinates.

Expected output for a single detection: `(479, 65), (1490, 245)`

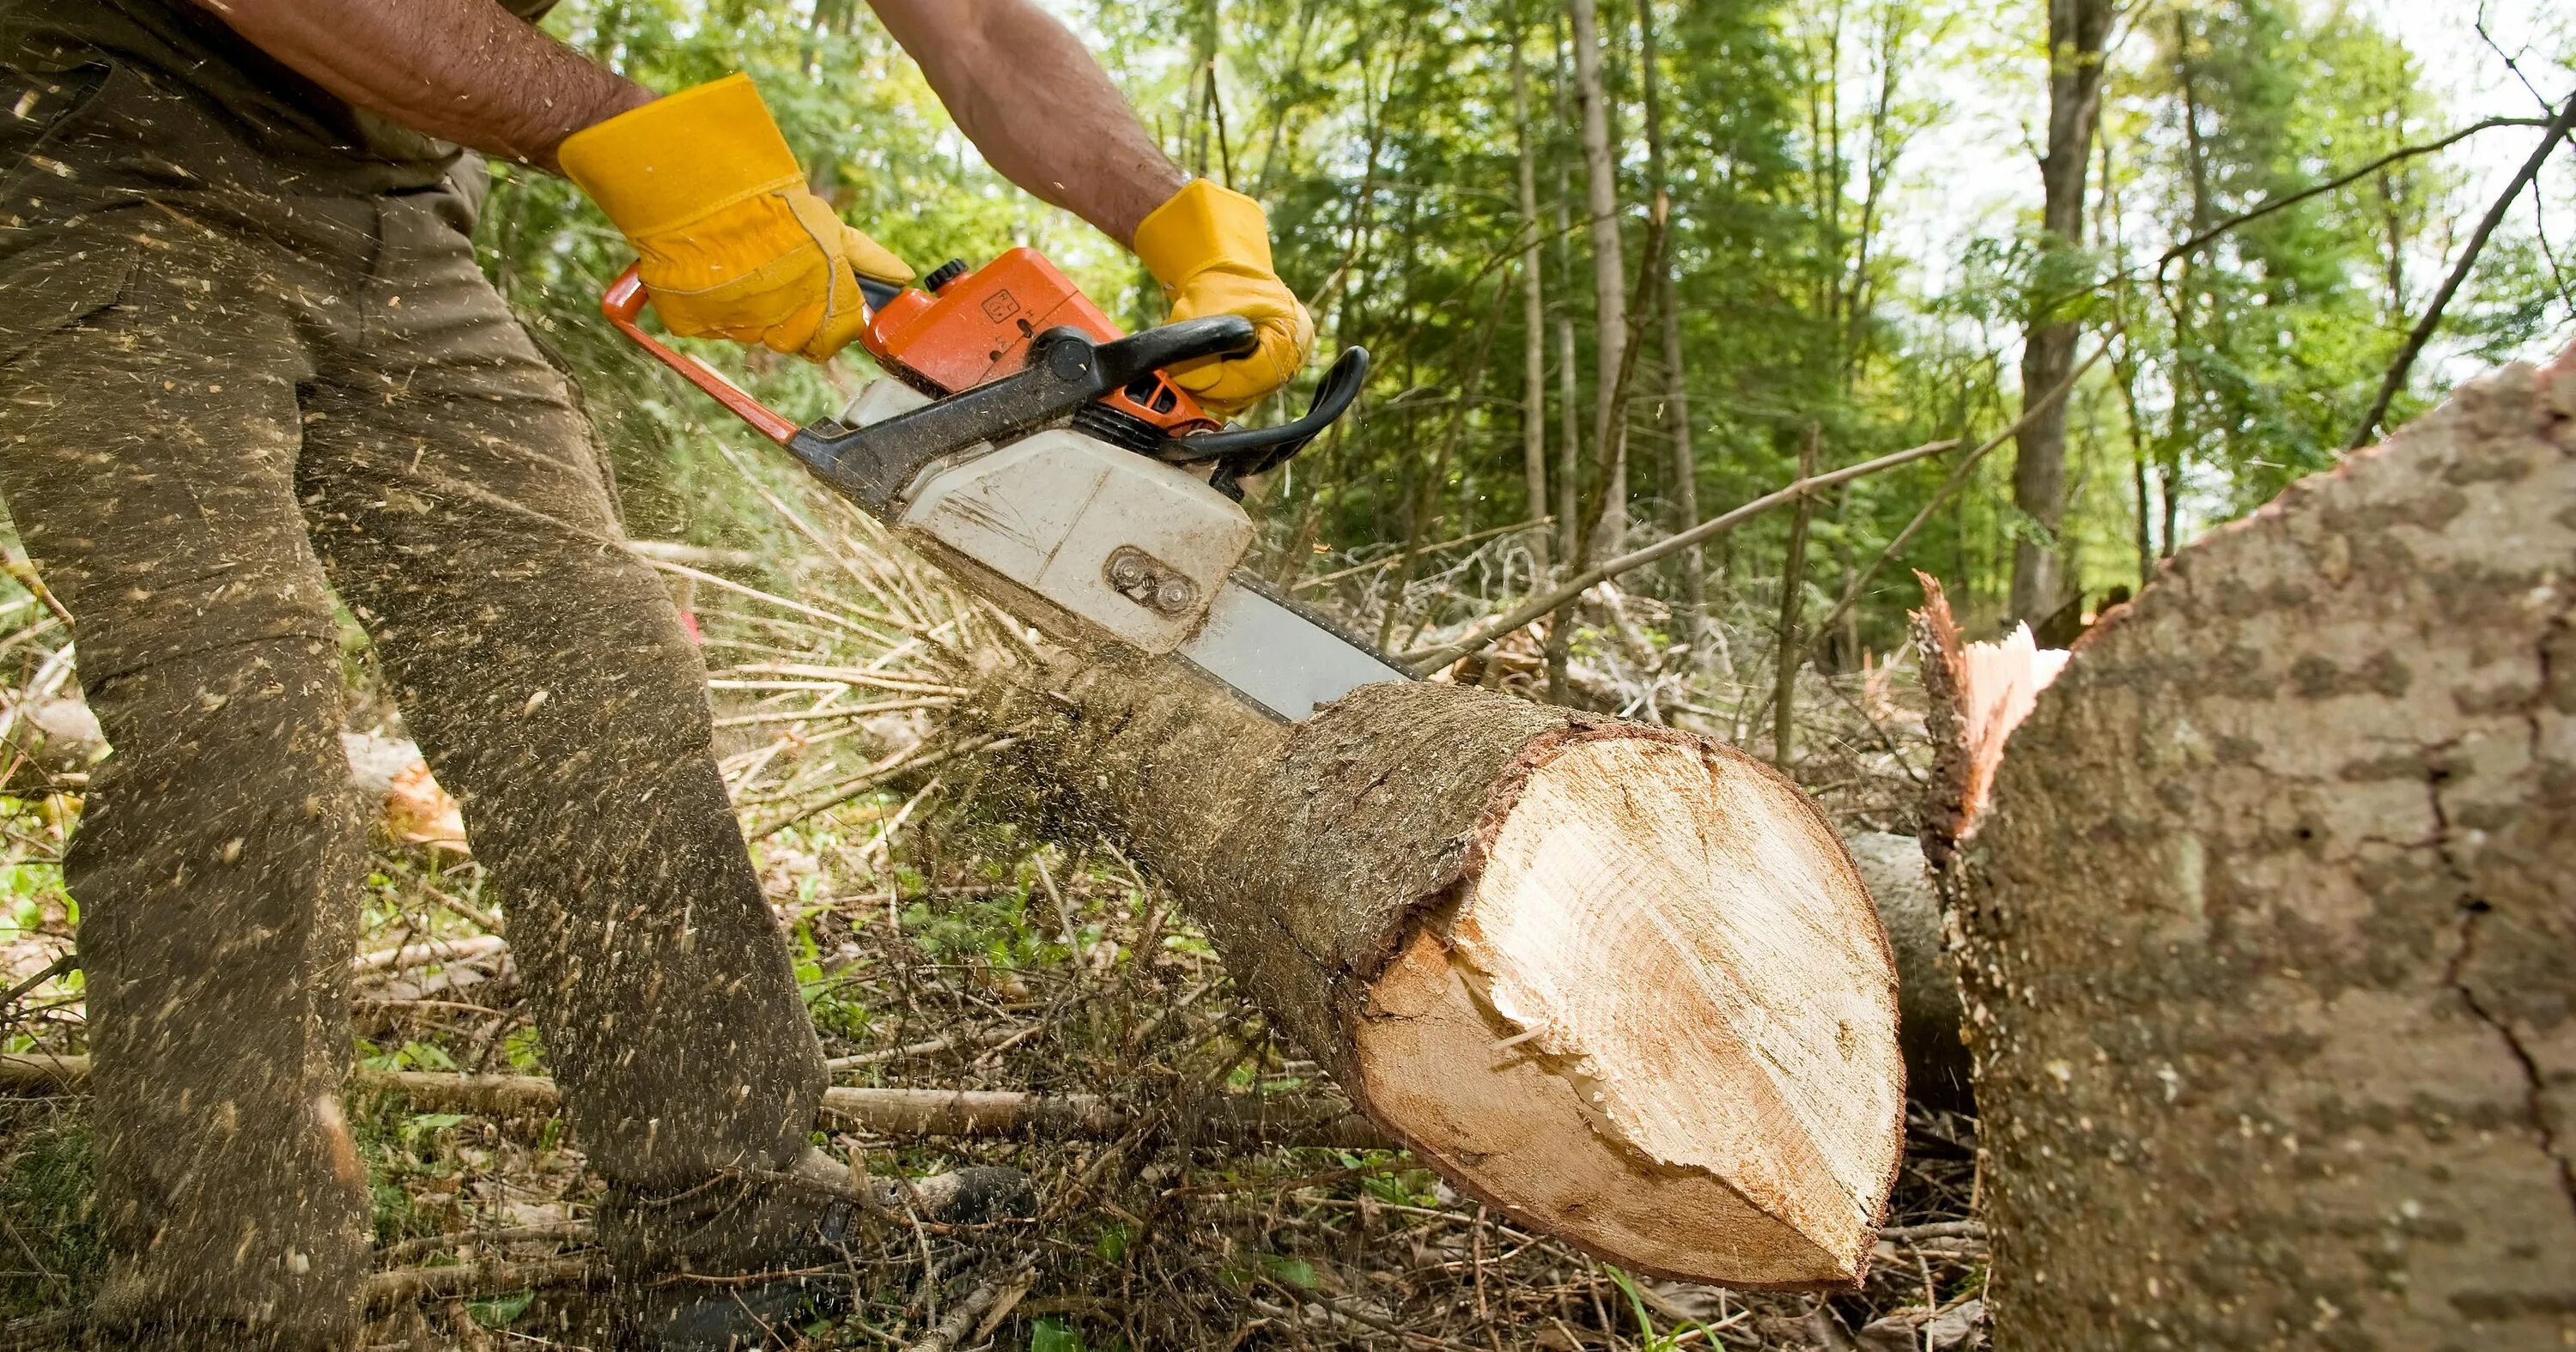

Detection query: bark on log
(1933, 350), (2576, 1347)
(969, 660), (1905, 1287)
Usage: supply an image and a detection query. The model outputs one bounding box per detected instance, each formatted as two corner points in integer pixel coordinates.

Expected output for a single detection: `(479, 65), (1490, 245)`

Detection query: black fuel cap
(924, 258), (970, 292)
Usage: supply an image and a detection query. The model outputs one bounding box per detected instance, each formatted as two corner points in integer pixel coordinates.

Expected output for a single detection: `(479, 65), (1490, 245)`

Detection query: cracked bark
(1935, 344), (2576, 1349)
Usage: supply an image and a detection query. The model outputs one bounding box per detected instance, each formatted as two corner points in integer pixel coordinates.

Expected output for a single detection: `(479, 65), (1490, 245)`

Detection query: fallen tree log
(0, 1258), (602, 1349)
(969, 663), (1905, 1288)
(1843, 832), (1970, 1111)
(1923, 350), (2576, 1347)
(0, 1054), (1384, 1149)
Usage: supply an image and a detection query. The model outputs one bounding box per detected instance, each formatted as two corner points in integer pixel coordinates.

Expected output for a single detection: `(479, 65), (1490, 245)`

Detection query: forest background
(501, 0), (2576, 719)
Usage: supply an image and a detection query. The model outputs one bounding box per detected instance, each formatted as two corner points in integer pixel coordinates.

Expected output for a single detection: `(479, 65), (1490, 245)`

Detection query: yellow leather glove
(559, 74), (910, 361)
(1133, 179), (1315, 415)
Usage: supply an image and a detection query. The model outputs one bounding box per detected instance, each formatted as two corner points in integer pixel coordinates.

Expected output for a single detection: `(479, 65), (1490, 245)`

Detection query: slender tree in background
(1637, 0), (1704, 658)
(1773, 426), (1820, 765)
(1512, 28), (1552, 578)
(1567, 0), (1629, 563)
(1546, 12), (1583, 705)
(2160, 5), (2211, 561)
(1552, 14), (1583, 569)
(2011, 0), (2114, 624)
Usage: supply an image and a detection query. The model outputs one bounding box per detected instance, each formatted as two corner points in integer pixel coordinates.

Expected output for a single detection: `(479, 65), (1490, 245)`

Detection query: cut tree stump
(972, 664), (1905, 1287)
(1924, 349), (2576, 1348)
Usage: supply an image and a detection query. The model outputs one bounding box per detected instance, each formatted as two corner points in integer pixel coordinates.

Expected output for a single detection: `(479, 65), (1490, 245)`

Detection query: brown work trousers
(0, 187), (826, 1348)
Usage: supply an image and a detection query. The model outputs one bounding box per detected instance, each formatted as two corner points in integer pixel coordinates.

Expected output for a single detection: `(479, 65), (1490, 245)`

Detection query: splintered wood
(1353, 736), (1903, 1287)
(1911, 575), (2068, 865)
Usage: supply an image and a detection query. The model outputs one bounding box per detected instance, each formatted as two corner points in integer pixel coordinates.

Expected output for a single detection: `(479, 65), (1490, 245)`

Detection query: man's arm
(195, 0), (1309, 395)
(866, 0), (1188, 248)
(190, 0), (650, 170)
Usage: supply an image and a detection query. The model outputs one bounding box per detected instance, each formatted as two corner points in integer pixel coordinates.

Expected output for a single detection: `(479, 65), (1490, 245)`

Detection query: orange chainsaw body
(858, 247), (1220, 438)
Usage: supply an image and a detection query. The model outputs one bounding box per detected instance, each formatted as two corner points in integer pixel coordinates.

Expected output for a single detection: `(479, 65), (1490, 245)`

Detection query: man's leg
(295, 194), (829, 1264)
(0, 219), (372, 1349)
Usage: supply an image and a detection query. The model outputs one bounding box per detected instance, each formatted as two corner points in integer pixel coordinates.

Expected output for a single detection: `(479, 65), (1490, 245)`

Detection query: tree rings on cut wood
(975, 668), (1905, 1288)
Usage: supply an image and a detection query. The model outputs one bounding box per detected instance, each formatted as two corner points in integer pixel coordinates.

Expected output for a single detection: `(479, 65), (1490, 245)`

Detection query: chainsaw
(603, 249), (1410, 721)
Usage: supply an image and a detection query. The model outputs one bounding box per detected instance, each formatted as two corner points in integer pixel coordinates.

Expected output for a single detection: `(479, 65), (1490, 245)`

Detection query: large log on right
(1930, 352), (2576, 1348)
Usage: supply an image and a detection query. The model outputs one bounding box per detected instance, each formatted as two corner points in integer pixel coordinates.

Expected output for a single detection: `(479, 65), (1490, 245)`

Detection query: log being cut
(597, 232), (1905, 1288)
(975, 664), (1905, 1287)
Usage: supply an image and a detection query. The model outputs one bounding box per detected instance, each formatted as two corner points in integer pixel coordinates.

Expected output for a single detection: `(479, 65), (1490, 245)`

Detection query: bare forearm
(868, 0), (1188, 246)
(190, 0), (651, 171)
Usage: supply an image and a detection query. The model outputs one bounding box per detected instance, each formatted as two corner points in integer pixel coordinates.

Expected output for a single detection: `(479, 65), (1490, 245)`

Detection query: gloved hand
(1133, 179), (1315, 415)
(559, 74), (909, 361)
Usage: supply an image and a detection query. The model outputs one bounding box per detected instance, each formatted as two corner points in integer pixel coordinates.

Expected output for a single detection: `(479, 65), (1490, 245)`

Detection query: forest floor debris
(1, 488), (1976, 1349)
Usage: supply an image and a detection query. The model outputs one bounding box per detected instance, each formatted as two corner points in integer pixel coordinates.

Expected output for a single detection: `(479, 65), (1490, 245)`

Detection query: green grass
(346, 1088), (464, 1250)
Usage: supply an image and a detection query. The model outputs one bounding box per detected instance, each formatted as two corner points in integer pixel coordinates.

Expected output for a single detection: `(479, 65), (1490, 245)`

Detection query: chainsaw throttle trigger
(857, 276), (905, 311)
(784, 316), (1260, 515)
(1157, 345), (1370, 500)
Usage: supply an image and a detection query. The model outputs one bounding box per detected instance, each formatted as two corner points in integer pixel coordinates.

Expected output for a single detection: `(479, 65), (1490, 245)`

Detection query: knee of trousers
(368, 550), (723, 811)
(66, 629), (364, 993)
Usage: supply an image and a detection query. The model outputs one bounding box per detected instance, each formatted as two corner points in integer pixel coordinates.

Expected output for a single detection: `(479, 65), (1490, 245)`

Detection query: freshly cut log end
(975, 668), (1905, 1288)
(1354, 733), (1905, 1287)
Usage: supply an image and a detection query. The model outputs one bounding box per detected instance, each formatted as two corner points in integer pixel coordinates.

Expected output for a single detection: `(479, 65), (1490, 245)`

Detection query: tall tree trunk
(1181, 0), (1221, 179)
(2160, 8), (2209, 564)
(1635, 0), (1702, 659)
(1513, 30), (1553, 579)
(1567, 0), (1628, 563)
(1840, 4), (1907, 393)
(1930, 346), (2576, 1350)
(1546, 15), (1583, 704)
(2009, 0), (2112, 623)
(1807, 3), (1844, 336)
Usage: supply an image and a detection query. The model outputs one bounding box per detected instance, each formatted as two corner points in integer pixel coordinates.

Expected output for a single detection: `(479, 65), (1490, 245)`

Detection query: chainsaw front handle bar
(602, 265), (802, 444)
(600, 266), (913, 445)
(603, 263), (1261, 516)
(603, 264), (1249, 442)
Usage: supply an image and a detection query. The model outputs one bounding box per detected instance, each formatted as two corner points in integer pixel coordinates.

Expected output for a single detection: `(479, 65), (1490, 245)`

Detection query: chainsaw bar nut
(1106, 546), (1200, 616)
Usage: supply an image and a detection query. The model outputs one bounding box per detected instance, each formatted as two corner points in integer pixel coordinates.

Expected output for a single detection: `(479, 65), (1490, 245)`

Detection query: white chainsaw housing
(837, 379), (1255, 657)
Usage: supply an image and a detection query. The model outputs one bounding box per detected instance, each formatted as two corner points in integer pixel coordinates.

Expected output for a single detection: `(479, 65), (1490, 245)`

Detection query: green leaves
(398, 1112), (468, 1153)
(467, 1289), (537, 1326)
(1029, 1317), (1090, 1352)
(1255, 1252), (1320, 1289)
